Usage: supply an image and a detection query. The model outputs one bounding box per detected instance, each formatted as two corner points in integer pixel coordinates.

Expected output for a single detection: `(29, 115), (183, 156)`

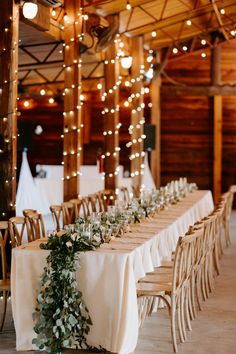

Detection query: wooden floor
(1, 212), (236, 354)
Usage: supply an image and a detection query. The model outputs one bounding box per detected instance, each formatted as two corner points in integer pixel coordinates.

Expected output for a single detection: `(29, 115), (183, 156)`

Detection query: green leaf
(56, 319), (63, 326)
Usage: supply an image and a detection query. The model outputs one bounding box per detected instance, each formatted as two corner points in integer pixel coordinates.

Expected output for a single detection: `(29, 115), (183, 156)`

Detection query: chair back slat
(50, 205), (62, 231)
(25, 212), (46, 241)
(61, 201), (74, 226)
(0, 222), (9, 280)
(9, 217), (28, 247)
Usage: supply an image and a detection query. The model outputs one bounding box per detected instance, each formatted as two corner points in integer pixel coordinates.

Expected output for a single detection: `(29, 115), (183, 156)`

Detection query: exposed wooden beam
(211, 45), (222, 203)
(103, 33), (119, 191)
(131, 36), (144, 195)
(161, 84), (236, 96)
(150, 74), (160, 188)
(213, 95), (222, 203)
(63, 0), (82, 201)
(211, 0), (229, 40)
(20, 1), (50, 32)
(0, 0), (19, 219)
(122, 0), (236, 37)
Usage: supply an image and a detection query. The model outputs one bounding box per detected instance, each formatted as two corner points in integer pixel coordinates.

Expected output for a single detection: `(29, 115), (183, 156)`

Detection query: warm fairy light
(151, 31), (157, 38)
(220, 8), (225, 15)
(23, 100), (30, 108)
(83, 14), (89, 21)
(230, 30), (236, 36)
(97, 83), (102, 90)
(125, 80), (131, 87)
(124, 101), (129, 107)
(173, 47), (178, 54)
(201, 39), (206, 45)
(121, 56), (133, 69)
(186, 19), (192, 26)
(201, 52), (207, 58)
(49, 98), (54, 104)
(147, 55), (153, 63)
(64, 13), (69, 22)
(182, 46), (188, 51)
(40, 88), (46, 96)
(51, 9), (56, 17)
(126, 1), (132, 10)
(80, 94), (85, 101)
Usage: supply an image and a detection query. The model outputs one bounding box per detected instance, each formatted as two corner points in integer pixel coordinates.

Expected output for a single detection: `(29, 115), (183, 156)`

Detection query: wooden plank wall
(161, 39), (236, 193)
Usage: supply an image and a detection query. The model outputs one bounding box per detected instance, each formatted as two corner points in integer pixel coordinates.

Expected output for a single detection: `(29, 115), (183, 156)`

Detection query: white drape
(142, 152), (156, 189)
(16, 151), (50, 215)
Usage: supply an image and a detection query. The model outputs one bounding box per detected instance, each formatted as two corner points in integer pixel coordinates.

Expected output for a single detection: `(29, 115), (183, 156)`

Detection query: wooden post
(131, 36), (144, 195)
(0, 1), (19, 219)
(103, 39), (119, 191)
(211, 45), (222, 203)
(150, 74), (161, 188)
(63, 0), (82, 201)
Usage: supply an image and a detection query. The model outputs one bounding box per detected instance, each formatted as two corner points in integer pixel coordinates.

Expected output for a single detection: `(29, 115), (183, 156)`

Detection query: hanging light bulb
(22, 0), (38, 20)
(121, 56), (133, 69)
(126, 1), (132, 10)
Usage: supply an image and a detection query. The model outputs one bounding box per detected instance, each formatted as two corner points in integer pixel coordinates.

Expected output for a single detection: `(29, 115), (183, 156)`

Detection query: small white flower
(71, 233), (78, 241)
(66, 241), (73, 248)
(93, 235), (101, 243)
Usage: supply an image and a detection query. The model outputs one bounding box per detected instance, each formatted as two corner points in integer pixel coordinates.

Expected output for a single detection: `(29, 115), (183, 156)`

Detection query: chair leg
(208, 254), (214, 293)
(191, 274), (197, 318)
(171, 302), (178, 353)
(189, 276), (196, 320)
(185, 289), (192, 331)
(213, 242), (220, 276)
(0, 291), (8, 332)
(204, 257), (210, 298)
(225, 222), (231, 247)
(196, 272), (203, 311)
(179, 291), (187, 342)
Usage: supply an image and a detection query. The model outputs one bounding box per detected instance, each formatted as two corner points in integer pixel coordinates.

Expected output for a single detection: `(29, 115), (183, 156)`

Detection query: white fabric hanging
(142, 152), (156, 190)
(16, 151), (50, 216)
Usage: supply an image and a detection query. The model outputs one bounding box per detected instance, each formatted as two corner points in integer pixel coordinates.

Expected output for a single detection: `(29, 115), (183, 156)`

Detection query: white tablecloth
(11, 190), (214, 353)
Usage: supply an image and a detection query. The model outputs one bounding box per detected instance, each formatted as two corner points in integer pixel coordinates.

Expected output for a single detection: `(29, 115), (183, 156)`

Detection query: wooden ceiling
(91, 0), (236, 47)
(18, 0), (236, 90)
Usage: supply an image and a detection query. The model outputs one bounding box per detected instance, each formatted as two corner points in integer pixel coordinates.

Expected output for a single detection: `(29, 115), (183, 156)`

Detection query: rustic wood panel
(160, 95), (213, 189)
(222, 96), (236, 193)
(17, 99), (63, 176)
(163, 50), (211, 85)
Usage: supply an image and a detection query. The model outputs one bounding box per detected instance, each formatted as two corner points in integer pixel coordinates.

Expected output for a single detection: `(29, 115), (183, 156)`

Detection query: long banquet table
(11, 190), (214, 353)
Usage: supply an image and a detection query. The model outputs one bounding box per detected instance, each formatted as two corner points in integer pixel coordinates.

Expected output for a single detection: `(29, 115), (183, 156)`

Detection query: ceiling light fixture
(151, 31), (157, 38)
(22, 0), (38, 20)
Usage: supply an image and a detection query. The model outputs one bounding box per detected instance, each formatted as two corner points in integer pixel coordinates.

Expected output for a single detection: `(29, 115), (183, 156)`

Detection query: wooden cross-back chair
(24, 211), (46, 241)
(9, 217), (29, 247)
(50, 205), (62, 232)
(70, 198), (88, 220)
(88, 194), (104, 214)
(119, 186), (130, 204)
(61, 201), (74, 226)
(136, 228), (202, 353)
(0, 221), (11, 332)
(220, 191), (234, 247)
(98, 189), (116, 211)
(83, 196), (93, 218)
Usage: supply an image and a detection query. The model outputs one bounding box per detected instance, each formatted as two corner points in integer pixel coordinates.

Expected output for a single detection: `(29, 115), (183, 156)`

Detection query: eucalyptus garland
(32, 229), (101, 354)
